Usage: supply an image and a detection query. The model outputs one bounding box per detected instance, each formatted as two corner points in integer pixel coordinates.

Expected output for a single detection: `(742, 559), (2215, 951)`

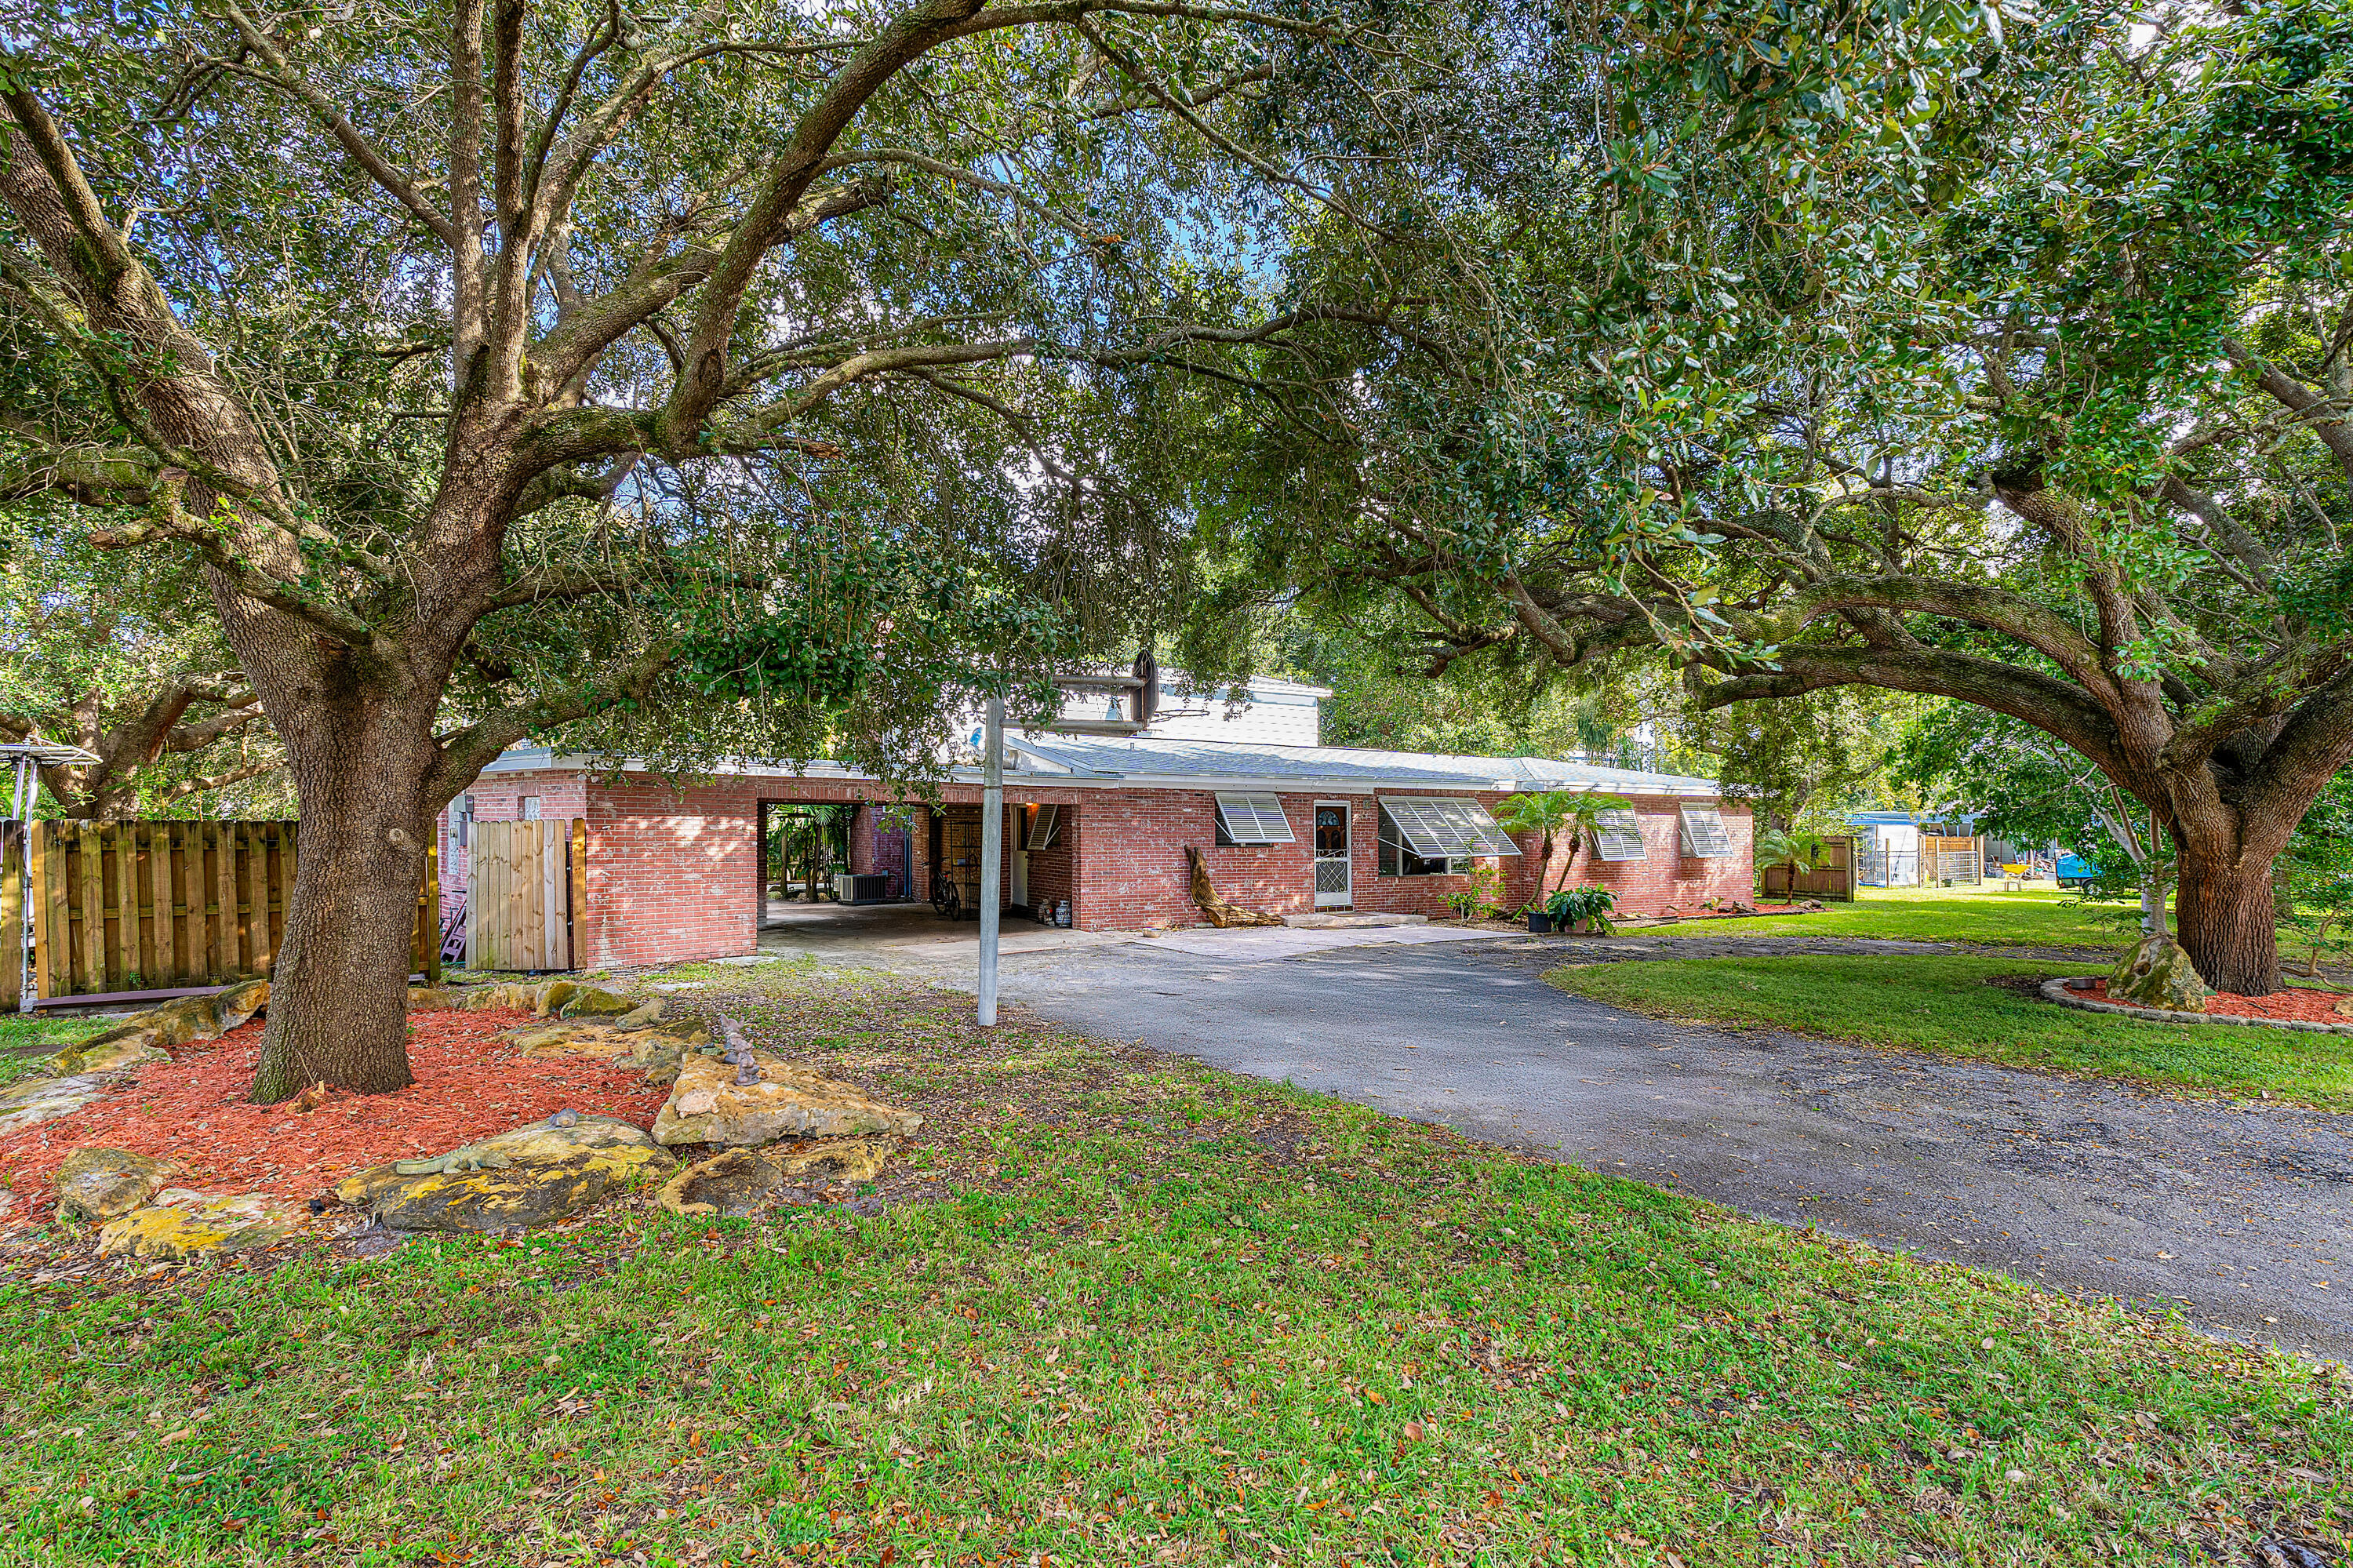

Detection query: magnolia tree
(0, 0), (1460, 1097)
(1214, 0), (2353, 994)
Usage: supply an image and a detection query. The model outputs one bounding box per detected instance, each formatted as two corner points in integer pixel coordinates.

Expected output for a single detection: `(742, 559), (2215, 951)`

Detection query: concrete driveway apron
(997, 934), (2353, 1362)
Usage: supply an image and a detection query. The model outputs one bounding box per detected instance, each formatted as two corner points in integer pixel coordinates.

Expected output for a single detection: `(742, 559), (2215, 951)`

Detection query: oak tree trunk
(250, 783), (427, 1102)
(2173, 841), (2282, 998)
(222, 566), (459, 1103)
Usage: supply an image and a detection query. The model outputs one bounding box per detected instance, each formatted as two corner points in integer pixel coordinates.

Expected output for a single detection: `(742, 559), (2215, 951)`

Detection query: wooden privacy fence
(3, 819), (440, 1008)
(467, 818), (587, 973)
(1760, 834), (1858, 903)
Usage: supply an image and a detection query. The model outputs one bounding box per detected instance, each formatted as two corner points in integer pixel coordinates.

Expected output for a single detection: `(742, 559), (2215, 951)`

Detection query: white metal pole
(978, 696), (1003, 1027)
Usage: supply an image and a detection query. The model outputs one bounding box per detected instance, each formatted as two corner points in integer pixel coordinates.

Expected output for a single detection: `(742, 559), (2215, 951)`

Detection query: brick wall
(438, 769), (1751, 965)
(1068, 788), (1752, 930)
(435, 773), (589, 919)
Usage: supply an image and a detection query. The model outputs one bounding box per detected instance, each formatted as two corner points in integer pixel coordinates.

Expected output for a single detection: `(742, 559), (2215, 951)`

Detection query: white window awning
(1679, 804), (1734, 857)
(1213, 792), (1295, 845)
(1377, 796), (1522, 858)
(1591, 808), (1646, 863)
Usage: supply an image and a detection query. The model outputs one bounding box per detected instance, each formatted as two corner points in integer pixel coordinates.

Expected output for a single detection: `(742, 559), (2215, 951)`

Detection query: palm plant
(1495, 790), (1635, 908)
(1755, 827), (1835, 898)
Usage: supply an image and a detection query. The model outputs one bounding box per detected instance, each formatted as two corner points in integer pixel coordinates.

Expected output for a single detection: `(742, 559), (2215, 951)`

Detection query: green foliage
(1213, 0), (2353, 987)
(2278, 779), (2353, 977)
(0, 508), (285, 816)
(1755, 827), (1835, 873)
(1442, 862), (1507, 920)
(1545, 883), (1617, 933)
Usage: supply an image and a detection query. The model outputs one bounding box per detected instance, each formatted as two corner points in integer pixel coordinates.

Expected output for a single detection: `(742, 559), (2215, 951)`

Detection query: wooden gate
(467, 818), (586, 972)
(1760, 834), (1858, 902)
(3, 819), (441, 1007)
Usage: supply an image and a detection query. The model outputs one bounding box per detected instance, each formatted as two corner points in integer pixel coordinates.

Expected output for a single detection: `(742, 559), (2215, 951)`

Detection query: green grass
(1548, 953), (2353, 1111)
(0, 1013), (107, 1087)
(1703, 889), (2137, 948)
(0, 962), (2344, 1566)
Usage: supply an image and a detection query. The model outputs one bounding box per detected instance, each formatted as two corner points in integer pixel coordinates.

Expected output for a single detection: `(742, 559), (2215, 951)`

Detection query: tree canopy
(1214, 0), (2353, 992)
(0, 0), (1481, 1094)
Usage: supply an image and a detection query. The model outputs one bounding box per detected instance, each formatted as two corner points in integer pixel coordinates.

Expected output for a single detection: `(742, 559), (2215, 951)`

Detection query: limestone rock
(334, 1113), (674, 1232)
(459, 980), (549, 1013)
(613, 998), (669, 1031)
(2110, 933), (2212, 1012)
(97, 1190), (303, 1260)
(0, 1072), (112, 1133)
(558, 985), (639, 1020)
(656, 1148), (784, 1217)
(656, 1137), (897, 1217)
(652, 1052), (922, 1148)
(773, 1136), (895, 1184)
(407, 985), (471, 1010)
(55, 1148), (178, 1223)
(508, 1021), (627, 1058)
(533, 980), (581, 1017)
(138, 978), (269, 1047)
(48, 1028), (169, 1076)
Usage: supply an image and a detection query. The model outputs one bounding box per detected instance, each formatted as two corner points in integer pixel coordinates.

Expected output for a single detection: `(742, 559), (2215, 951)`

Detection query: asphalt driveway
(993, 935), (2353, 1362)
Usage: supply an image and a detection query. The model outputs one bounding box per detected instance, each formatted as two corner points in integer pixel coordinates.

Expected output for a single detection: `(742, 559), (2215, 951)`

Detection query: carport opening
(759, 802), (860, 929)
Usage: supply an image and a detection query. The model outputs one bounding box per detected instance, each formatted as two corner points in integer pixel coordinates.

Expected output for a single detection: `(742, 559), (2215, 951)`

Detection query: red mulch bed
(0, 1008), (670, 1226)
(2070, 977), (2353, 1024)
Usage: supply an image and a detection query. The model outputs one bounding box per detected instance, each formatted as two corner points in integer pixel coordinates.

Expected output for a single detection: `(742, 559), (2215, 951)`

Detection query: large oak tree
(1217, 0), (2353, 993)
(0, 0), (1450, 1097)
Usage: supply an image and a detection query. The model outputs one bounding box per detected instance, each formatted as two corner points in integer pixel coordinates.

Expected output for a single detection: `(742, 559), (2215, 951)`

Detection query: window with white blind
(1377, 796), (1522, 876)
(1213, 793), (1294, 846)
(1678, 804), (1734, 857)
(1591, 808), (1646, 862)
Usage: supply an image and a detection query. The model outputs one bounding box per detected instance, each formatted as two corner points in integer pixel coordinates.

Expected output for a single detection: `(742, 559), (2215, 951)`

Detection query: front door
(1314, 802), (1352, 908)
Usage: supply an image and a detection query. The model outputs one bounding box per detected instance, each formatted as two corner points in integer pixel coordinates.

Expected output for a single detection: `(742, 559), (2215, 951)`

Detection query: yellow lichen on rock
(335, 1114), (676, 1231)
(96, 1191), (302, 1260)
(652, 1052), (922, 1148)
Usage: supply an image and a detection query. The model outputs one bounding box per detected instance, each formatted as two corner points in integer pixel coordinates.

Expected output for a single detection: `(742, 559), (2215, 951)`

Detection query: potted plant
(1525, 902), (1552, 934)
(1545, 884), (1617, 935)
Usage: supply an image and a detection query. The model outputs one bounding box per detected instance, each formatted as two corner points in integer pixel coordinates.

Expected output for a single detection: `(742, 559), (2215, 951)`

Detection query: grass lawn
(1547, 954), (2353, 1112)
(1697, 890), (2137, 948)
(0, 1012), (107, 1087)
(0, 961), (2344, 1566)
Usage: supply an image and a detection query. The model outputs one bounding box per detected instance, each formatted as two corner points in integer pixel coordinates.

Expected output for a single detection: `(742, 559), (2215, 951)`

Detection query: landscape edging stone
(2039, 977), (2353, 1036)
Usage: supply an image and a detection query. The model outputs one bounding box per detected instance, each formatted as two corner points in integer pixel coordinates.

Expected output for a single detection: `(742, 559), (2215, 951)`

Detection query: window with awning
(1591, 808), (1646, 862)
(1024, 804), (1061, 850)
(1213, 792), (1295, 846)
(1678, 804), (1734, 857)
(1377, 796), (1522, 864)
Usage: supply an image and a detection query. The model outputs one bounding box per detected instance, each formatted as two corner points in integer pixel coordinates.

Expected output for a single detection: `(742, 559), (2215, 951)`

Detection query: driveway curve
(994, 934), (2353, 1362)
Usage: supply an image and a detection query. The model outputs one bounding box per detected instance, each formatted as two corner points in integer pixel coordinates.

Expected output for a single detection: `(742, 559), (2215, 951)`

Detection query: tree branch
(426, 639), (678, 805)
(214, 5), (458, 245)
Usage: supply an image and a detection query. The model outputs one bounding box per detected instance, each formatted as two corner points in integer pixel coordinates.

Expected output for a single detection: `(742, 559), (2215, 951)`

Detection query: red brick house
(438, 729), (1752, 972)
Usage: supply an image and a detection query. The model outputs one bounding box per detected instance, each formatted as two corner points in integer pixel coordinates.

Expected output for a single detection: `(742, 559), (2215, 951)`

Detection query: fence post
(1, 821), (20, 1013)
(567, 818), (587, 971)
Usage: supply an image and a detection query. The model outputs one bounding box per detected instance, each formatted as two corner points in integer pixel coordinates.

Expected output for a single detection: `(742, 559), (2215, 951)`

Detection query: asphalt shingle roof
(1006, 734), (1719, 795)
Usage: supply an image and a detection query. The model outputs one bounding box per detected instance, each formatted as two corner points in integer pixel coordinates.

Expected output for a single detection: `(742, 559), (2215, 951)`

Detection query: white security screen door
(1314, 802), (1352, 908)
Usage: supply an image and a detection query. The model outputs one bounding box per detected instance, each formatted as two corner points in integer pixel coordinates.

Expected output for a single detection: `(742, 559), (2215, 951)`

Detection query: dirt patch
(1982, 973), (2058, 1000)
(0, 1008), (669, 1226)
(2067, 977), (2353, 1024)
